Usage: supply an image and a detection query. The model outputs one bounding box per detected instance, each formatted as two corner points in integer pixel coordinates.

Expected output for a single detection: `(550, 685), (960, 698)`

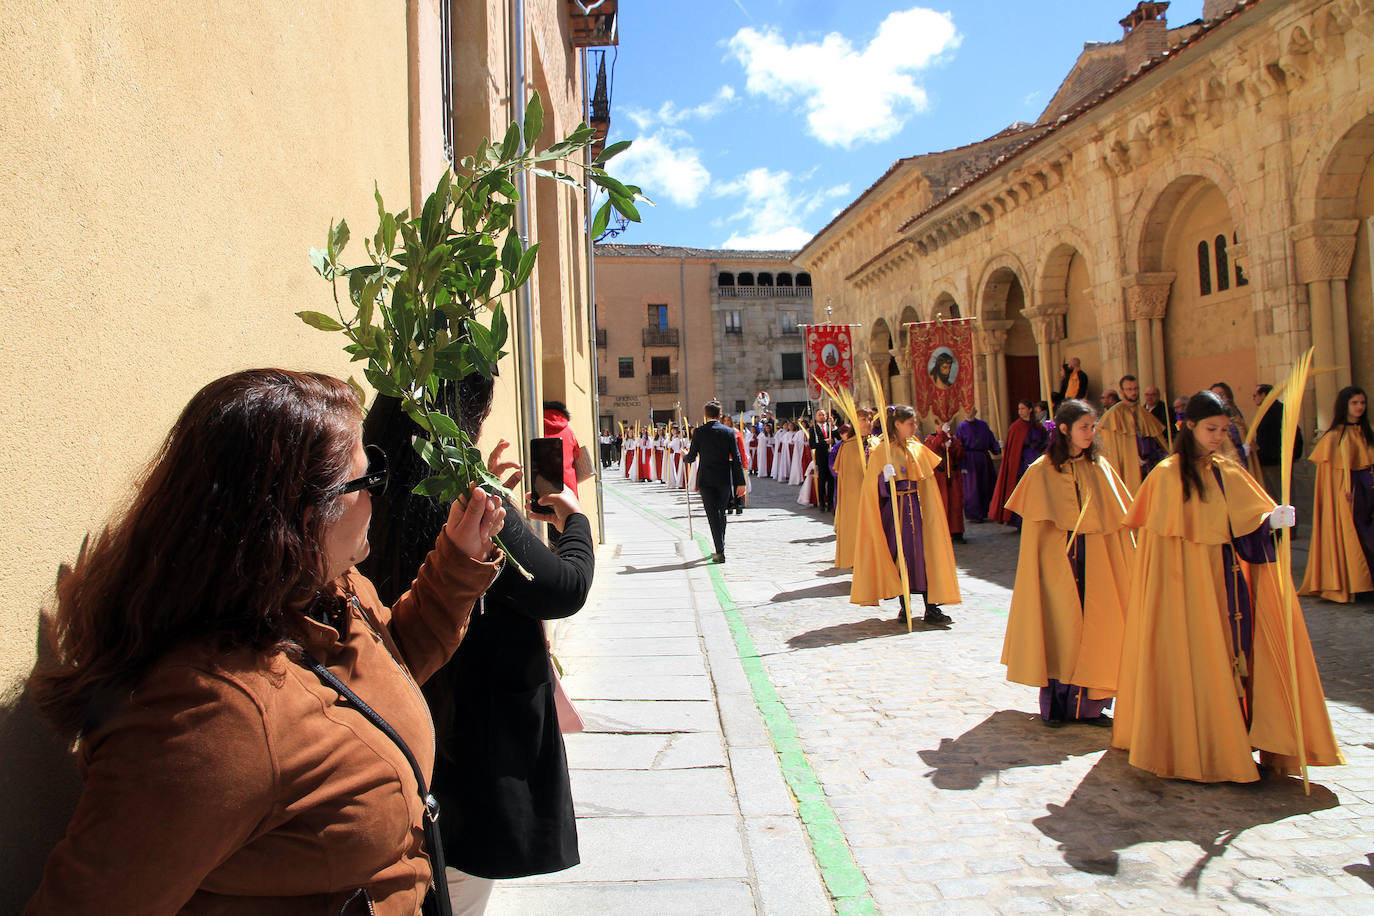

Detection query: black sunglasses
(339, 444), (389, 496)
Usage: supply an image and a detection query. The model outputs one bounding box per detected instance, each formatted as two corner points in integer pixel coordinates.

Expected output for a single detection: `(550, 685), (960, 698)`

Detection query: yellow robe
(1112, 453), (1344, 782)
(1000, 454), (1135, 698)
(1096, 402), (1167, 495)
(1299, 426), (1374, 603)
(832, 437), (865, 569)
(849, 438), (961, 606)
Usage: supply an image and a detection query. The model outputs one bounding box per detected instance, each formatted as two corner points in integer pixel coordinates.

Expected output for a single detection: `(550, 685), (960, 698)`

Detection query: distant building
(593, 244), (814, 428)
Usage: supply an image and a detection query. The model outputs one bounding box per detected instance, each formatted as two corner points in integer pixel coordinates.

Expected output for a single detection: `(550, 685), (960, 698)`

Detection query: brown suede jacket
(24, 530), (500, 916)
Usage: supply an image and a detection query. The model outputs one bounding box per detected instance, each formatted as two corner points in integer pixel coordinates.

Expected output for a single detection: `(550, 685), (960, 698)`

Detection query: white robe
(787, 430), (807, 486)
(668, 436), (685, 488)
(755, 433), (771, 475)
(773, 432), (792, 481)
(796, 460), (817, 506)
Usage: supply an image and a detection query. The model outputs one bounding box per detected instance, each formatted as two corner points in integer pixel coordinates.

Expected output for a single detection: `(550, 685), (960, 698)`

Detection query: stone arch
(930, 291), (961, 319)
(895, 303), (920, 405)
(1036, 237), (1100, 402)
(1297, 112), (1374, 222)
(777, 272), (793, 287)
(718, 271), (735, 287)
(868, 317), (895, 404)
(1127, 153), (1252, 274)
(977, 255), (1037, 415)
(757, 272), (774, 287)
(974, 253), (1031, 319)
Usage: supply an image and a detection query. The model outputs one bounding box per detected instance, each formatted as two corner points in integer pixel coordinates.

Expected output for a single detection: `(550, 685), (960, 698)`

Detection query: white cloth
(787, 430), (806, 486)
(773, 433), (792, 481)
(756, 433), (771, 473)
(668, 436), (685, 488)
(446, 870), (495, 916)
(797, 461), (817, 506)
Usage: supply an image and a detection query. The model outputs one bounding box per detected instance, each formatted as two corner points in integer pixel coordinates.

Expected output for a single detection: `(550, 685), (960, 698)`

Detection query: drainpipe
(510, 0), (538, 477)
(583, 47), (606, 543)
(679, 253), (691, 410)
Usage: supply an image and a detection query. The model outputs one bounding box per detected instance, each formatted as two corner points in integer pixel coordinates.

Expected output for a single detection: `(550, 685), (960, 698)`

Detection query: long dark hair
(885, 404), (916, 439)
(1331, 386), (1373, 443)
(1047, 399), (1096, 470)
(33, 369), (362, 738)
(1175, 390), (1228, 501)
(360, 373), (495, 607)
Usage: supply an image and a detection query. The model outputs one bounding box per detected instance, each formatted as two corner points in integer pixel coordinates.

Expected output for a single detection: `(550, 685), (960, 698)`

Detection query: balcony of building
(642, 327), (680, 347)
(598, 375), (607, 395)
(646, 373), (679, 394)
(716, 269), (812, 298)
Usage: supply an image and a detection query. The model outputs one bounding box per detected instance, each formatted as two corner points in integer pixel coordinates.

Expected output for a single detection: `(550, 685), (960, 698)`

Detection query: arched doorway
(1039, 243), (1099, 402)
(869, 318), (894, 405)
(980, 266), (1037, 414)
(1314, 114), (1374, 396)
(1141, 176), (1253, 402)
(896, 305), (919, 405)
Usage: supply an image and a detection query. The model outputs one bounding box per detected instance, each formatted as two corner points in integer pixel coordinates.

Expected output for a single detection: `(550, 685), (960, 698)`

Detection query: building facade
(796, 0), (1374, 439)
(1, 0), (616, 895)
(592, 244), (814, 430)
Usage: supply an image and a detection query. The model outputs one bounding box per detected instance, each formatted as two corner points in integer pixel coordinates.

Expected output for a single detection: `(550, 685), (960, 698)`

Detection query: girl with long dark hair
(1113, 391), (1342, 782)
(361, 374), (593, 915)
(849, 405), (961, 624)
(1300, 385), (1374, 602)
(26, 369), (505, 914)
(1001, 399), (1135, 726)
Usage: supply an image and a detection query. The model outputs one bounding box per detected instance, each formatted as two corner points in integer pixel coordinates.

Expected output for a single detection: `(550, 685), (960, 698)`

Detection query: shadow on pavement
(1034, 749), (1339, 884)
(1346, 854), (1374, 889)
(916, 709), (1105, 791)
(785, 615), (929, 650)
(790, 534), (836, 545)
(618, 558), (713, 574)
(770, 581), (854, 603)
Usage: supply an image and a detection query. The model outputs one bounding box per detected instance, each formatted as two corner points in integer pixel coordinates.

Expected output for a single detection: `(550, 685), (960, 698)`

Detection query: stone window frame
(618, 356), (635, 378)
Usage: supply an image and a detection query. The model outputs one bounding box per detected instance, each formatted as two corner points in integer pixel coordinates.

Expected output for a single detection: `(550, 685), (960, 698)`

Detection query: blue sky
(600, 0), (1205, 250)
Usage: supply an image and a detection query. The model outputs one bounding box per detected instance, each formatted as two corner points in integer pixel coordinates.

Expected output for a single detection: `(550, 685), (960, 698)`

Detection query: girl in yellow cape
(1299, 385), (1374, 603)
(1113, 391), (1344, 783)
(1001, 399), (1136, 727)
(849, 404), (961, 624)
(831, 408), (874, 570)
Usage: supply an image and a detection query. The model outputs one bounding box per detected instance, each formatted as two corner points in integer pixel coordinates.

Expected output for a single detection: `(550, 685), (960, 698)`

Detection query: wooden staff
(678, 405), (694, 538)
(1065, 491), (1093, 555)
(865, 361), (913, 632)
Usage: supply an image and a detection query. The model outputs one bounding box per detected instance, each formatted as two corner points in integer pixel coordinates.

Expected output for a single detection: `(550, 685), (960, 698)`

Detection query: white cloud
(625, 86), (737, 132)
(609, 129), (712, 208)
(712, 166), (851, 250)
(727, 7), (961, 148)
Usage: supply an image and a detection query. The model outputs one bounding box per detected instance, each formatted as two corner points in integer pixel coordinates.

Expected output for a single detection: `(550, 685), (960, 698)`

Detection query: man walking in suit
(809, 408), (836, 512)
(685, 400), (748, 563)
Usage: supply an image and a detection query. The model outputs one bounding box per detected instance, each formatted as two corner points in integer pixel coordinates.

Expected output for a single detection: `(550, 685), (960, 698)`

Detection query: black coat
(426, 502), (594, 879)
(685, 420), (746, 489)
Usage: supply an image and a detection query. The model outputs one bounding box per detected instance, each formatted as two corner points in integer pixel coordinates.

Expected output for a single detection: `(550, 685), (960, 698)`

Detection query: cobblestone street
(602, 470), (1374, 914)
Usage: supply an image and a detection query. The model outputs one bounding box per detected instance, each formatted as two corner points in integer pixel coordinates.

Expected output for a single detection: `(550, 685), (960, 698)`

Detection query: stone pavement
(489, 470), (1374, 915)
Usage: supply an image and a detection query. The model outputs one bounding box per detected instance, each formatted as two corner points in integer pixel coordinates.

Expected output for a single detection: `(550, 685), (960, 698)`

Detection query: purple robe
(1352, 468), (1374, 570)
(1040, 530), (1113, 722)
(878, 477), (928, 593)
(956, 419), (1001, 520)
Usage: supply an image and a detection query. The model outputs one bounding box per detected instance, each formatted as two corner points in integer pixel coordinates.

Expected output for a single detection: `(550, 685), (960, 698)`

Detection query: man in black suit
(809, 408), (836, 511)
(684, 400), (748, 563)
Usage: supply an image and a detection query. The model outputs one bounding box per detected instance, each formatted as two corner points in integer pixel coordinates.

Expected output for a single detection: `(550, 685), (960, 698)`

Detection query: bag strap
(300, 651), (454, 916)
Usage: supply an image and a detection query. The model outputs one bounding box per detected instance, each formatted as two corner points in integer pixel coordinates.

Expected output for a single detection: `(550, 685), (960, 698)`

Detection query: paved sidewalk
(486, 475), (840, 915)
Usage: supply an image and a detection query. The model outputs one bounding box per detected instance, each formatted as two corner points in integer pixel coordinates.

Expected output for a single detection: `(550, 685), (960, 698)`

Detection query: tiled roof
(897, 0), (1263, 233)
(594, 243), (799, 260)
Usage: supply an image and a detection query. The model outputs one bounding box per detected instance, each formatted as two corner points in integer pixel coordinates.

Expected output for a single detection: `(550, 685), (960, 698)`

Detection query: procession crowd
(609, 360), (1372, 788)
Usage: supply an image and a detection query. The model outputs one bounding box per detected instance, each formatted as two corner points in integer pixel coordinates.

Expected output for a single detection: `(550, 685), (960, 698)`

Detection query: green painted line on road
(604, 484), (877, 915)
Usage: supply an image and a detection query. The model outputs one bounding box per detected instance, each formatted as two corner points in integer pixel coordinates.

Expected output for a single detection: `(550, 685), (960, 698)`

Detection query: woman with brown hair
(1300, 385), (1374, 602)
(25, 368), (505, 915)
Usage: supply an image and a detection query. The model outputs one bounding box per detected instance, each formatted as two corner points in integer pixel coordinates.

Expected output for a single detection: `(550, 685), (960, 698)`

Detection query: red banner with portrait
(906, 318), (975, 422)
(802, 324), (858, 401)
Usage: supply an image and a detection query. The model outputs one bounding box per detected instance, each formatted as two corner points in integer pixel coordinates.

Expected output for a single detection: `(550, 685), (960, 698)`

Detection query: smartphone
(529, 437), (565, 515)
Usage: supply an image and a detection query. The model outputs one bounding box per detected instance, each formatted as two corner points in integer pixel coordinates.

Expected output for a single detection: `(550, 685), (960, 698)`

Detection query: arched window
(1215, 234), (1230, 292)
(1233, 232), (1248, 286)
(797, 273), (812, 287)
(949, 301), (961, 318)
(738, 271), (755, 286)
(777, 273), (793, 287)
(718, 271), (735, 287)
(1197, 241), (1212, 296)
(758, 272), (774, 286)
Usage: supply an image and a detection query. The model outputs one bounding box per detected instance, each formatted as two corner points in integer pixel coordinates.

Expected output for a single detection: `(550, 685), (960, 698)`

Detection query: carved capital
(974, 319), (1012, 354)
(1290, 219), (1360, 283)
(1122, 272), (1176, 321)
(1028, 313), (1066, 345)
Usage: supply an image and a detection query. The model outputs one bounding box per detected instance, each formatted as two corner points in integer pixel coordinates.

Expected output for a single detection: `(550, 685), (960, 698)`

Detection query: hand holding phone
(528, 437), (565, 515)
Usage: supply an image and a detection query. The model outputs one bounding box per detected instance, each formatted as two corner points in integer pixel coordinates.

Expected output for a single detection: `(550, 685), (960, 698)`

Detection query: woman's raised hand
(486, 439), (524, 490)
(447, 484), (506, 560)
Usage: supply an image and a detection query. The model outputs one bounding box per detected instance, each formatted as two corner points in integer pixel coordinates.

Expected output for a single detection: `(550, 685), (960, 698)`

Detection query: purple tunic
(1352, 468), (1374, 571)
(878, 477), (928, 593)
(956, 419), (1001, 520)
(1039, 530), (1113, 722)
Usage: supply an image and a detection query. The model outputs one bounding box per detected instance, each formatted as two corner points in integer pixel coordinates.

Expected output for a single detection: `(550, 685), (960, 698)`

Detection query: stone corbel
(1122, 272), (1176, 321)
(1290, 220), (1360, 283)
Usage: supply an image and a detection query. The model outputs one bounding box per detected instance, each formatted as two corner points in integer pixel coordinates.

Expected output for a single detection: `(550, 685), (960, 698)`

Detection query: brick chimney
(1120, 1), (1170, 74)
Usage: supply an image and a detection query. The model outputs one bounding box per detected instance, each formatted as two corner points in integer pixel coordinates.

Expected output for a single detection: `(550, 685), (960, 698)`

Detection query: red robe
(733, 429), (751, 471)
(991, 418), (1035, 524)
(924, 429), (965, 536)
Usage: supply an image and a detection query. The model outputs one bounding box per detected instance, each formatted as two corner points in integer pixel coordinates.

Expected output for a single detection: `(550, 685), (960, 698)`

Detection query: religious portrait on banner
(803, 324), (857, 401)
(908, 318), (975, 421)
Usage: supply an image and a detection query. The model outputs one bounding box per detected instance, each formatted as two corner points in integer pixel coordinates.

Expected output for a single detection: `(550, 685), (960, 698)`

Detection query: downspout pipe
(510, 0), (538, 477)
(679, 254), (691, 409)
(583, 48), (606, 543)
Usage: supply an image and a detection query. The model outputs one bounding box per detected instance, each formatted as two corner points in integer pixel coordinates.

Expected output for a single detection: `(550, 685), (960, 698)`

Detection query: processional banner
(906, 318), (975, 422)
(802, 324), (859, 401)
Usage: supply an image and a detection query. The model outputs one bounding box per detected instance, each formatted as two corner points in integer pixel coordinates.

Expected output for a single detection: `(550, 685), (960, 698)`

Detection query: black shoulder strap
(300, 652), (453, 916)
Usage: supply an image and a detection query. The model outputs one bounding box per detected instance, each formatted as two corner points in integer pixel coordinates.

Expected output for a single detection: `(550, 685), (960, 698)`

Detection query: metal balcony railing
(646, 373), (679, 394)
(718, 285), (812, 298)
(642, 327), (680, 347)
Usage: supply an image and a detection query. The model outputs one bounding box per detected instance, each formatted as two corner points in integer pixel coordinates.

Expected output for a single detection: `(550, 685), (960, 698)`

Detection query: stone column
(867, 352), (892, 406)
(976, 321), (1012, 434)
(1292, 220), (1359, 428)
(1025, 308), (1067, 406)
(1122, 272), (1175, 397)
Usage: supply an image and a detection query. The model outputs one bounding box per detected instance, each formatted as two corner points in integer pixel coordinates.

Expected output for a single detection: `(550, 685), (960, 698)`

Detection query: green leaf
(297, 310), (344, 332)
(309, 247), (328, 277)
(428, 412), (463, 440)
(591, 200), (611, 239)
(347, 376), (368, 408)
(594, 139), (632, 164)
(412, 474), (453, 498)
(523, 91), (544, 148)
(612, 195), (641, 222)
(364, 367), (403, 398)
(499, 121), (522, 161)
(331, 219), (350, 258)
(515, 241), (540, 286)
(501, 230), (521, 276)
(490, 303), (509, 350)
